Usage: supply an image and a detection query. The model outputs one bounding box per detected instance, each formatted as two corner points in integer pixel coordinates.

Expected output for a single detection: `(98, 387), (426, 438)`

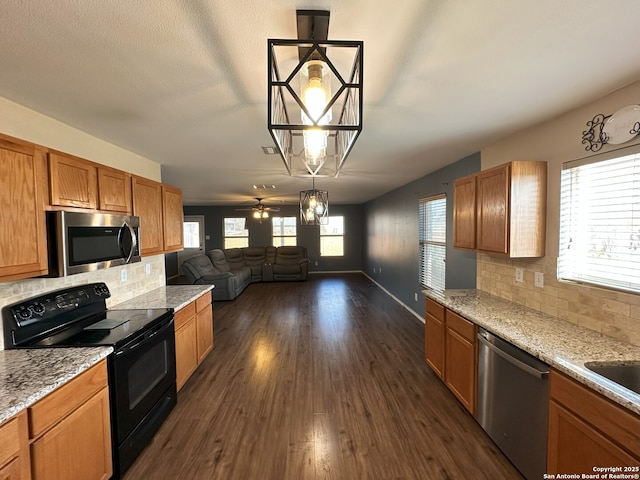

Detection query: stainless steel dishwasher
(476, 328), (550, 480)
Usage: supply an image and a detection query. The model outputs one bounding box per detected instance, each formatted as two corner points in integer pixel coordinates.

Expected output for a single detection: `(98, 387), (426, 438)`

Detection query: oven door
(110, 313), (176, 445)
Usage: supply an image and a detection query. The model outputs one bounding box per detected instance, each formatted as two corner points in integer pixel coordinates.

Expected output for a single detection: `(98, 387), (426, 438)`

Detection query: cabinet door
(98, 167), (131, 213)
(132, 176), (164, 256)
(547, 400), (639, 475)
(196, 302), (214, 363)
(453, 174), (476, 249)
(0, 411), (30, 480)
(425, 313), (445, 379)
(444, 327), (476, 414)
(162, 184), (183, 253)
(48, 152), (98, 209)
(175, 319), (198, 391)
(0, 137), (48, 281)
(476, 164), (510, 253)
(30, 387), (112, 480)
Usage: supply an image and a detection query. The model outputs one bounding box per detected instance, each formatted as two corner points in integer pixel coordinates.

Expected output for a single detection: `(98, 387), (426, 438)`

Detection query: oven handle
(116, 316), (174, 355)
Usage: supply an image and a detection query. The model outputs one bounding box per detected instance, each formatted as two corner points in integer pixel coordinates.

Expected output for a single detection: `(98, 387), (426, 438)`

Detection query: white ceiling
(1, 1), (640, 206)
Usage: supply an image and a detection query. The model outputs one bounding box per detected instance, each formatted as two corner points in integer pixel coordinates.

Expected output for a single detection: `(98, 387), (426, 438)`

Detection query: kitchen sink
(584, 362), (640, 395)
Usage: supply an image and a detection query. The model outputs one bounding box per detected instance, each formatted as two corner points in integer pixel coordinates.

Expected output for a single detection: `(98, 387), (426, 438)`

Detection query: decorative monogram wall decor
(582, 104), (640, 152)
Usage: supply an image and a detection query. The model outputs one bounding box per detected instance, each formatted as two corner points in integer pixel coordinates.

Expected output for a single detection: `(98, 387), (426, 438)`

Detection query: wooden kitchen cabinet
(132, 176), (164, 256)
(174, 301), (198, 391)
(452, 174), (476, 249)
(196, 292), (214, 363)
(424, 298), (477, 415)
(453, 160), (547, 257)
(162, 184), (184, 253)
(0, 411), (31, 479)
(548, 369), (640, 474)
(425, 298), (445, 379)
(48, 151), (98, 210)
(444, 309), (477, 415)
(132, 176), (184, 256)
(175, 292), (214, 391)
(29, 359), (112, 480)
(97, 166), (132, 213)
(0, 135), (49, 282)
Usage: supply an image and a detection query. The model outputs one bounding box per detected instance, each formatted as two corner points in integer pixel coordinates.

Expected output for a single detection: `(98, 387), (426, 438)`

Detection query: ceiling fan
(235, 198), (281, 221)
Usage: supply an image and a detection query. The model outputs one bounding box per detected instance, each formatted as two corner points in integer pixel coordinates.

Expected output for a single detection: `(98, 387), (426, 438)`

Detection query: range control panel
(7, 282), (111, 326)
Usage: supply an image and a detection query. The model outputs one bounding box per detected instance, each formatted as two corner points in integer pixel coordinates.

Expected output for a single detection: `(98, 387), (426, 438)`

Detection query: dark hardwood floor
(124, 273), (522, 479)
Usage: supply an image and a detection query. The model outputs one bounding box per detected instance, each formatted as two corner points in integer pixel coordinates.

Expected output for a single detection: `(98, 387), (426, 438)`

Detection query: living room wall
(363, 153), (480, 320)
(176, 204), (364, 274)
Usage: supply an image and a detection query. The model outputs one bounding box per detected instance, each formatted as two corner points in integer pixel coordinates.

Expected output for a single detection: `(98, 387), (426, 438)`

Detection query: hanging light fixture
(268, 10), (363, 177)
(299, 176), (328, 225)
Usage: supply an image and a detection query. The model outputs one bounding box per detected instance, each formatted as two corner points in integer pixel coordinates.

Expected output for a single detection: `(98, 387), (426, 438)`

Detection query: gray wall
(177, 203), (364, 273)
(363, 153), (480, 319)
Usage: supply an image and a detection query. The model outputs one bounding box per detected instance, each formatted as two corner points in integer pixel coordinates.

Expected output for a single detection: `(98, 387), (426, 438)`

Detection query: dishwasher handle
(477, 332), (549, 379)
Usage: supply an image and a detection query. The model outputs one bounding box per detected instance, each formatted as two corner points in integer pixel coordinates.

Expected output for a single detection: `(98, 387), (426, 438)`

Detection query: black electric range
(2, 282), (177, 479)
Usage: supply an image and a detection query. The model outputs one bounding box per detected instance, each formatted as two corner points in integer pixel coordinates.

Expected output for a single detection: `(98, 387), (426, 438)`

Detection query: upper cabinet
(162, 184), (184, 253)
(132, 176), (164, 256)
(49, 151), (132, 214)
(453, 161), (547, 258)
(98, 166), (132, 214)
(48, 151), (98, 209)
(452, 174), (476, 249)
(0, 135), (49, 281)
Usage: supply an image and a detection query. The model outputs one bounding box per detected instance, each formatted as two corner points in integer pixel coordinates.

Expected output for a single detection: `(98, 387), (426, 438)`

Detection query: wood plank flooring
(124, 273), (523, 479)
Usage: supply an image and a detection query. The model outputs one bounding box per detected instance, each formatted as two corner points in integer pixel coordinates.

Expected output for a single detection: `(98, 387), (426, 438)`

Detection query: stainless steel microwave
(46, 211), (141, 277)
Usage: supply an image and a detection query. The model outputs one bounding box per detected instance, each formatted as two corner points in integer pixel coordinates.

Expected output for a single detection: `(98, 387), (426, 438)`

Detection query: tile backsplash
(477, 253), (640, 347)
(0, 255), (166, 349)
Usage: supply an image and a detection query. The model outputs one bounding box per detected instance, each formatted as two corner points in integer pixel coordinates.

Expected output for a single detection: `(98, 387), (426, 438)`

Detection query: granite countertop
(424, 289), (640, 415)
(0, 346), (112, 425)
(112, 285), (214, 311)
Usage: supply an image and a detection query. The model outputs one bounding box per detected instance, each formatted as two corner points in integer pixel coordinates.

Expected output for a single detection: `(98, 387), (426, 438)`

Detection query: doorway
(177, 215), (205, 275)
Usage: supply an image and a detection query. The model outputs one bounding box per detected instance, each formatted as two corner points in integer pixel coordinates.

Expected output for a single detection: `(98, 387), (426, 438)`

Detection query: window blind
(558, 151), (640, 293)
(419, 194), (446, 291)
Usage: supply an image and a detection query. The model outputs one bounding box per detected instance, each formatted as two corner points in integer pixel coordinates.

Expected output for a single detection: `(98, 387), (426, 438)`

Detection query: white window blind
(419, 194), (446, 291)
(558, 151), (640, 293)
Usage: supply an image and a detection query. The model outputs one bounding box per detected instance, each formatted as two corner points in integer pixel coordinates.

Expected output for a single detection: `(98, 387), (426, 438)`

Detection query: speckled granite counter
(112, 285), (214, 311)
(0, 346), (112, 425)
(424, 289), (640, 415)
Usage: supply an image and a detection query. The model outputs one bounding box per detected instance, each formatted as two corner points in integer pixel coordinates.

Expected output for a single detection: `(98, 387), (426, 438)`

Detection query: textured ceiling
(1, 1), (640, 206)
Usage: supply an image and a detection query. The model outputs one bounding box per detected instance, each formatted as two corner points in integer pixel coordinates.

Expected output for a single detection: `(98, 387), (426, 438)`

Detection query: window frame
(272, 216), (297, 246)
(223, 217), (249, 249)
(320, 215), (345, 257)
(419, 194), (447, 292)
(558, 147), (640, 294)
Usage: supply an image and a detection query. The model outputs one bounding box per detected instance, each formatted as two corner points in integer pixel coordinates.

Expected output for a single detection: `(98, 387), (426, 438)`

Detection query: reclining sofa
(181, 246), (309, 301)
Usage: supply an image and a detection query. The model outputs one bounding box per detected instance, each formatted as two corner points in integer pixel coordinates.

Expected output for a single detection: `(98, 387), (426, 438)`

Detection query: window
(558, 150), (640, 293)
(223, 217), (249, 248)
(320, 216), (344, 256)
(272, 216), (297, 246)
(183, 217), (203, 249)
(419, 194), (446, 291)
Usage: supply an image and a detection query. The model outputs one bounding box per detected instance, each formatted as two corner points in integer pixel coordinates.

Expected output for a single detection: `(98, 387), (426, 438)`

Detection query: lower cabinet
(425, 298), (445, 379)
(547, 369), (640, 474)
(29, 359), (112, 480)
(424, 298), (477, 415)
(0, 411), (30, 480)
(175, 291), (214, 391)
(444, 309), (477, 415)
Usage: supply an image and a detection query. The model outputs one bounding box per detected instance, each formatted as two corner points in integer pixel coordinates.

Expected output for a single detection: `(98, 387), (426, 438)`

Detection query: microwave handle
(118, 221), (138, 263)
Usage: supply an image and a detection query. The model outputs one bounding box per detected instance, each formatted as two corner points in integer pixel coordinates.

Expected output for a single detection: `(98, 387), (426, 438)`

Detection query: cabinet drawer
(28, 360), (108, 439)
(550, 369), (640, 458)
(175, 302), (196, 330)
(195, 291), (212, 312)
(445, 309), (476, 342)
(426, 298), (445, 322)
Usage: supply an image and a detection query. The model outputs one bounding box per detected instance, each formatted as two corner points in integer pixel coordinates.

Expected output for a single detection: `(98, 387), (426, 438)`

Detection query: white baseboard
(362, 272), (425, 324)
